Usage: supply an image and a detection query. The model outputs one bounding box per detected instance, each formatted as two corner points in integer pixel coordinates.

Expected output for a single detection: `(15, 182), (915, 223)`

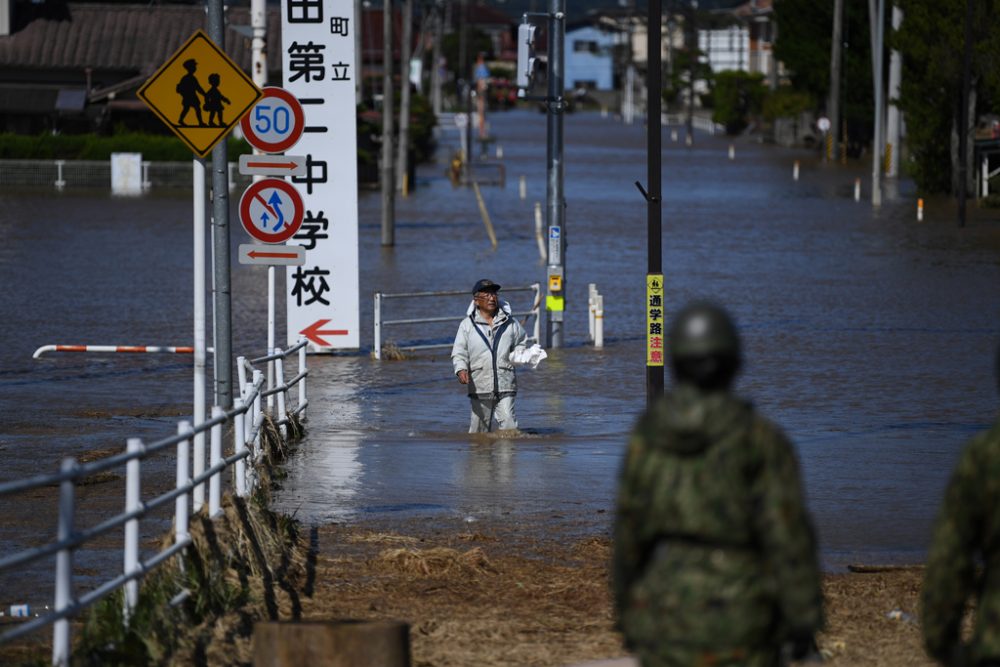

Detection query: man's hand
(457, 370), (469, 385)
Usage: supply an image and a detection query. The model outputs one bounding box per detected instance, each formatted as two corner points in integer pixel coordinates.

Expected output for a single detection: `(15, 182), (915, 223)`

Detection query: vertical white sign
(282, 0), (359, 351)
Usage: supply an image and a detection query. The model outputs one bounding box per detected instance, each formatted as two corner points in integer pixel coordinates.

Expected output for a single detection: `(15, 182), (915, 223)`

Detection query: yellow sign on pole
(646, 274), (665, 367)
(138, 30), (262, 158)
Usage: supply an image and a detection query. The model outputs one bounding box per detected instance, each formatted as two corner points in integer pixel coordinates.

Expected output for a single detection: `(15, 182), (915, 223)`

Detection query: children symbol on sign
(176, 59), (206, 127)
(203, 73), (231, 127)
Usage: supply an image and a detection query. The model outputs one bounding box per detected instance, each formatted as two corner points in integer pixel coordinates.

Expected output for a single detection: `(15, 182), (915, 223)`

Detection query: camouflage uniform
(613, 384), (824, 667)
(922, 420), (1000, 666)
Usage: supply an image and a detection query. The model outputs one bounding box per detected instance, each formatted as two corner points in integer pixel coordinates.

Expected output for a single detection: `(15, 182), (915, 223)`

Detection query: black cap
(472, 279), (501, 294)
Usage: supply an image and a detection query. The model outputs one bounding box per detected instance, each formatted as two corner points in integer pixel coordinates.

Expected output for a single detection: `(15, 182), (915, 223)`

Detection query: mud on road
(302, 519), (934, 667)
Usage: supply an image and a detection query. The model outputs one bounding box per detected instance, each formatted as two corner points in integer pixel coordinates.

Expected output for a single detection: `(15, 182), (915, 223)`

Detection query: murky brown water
(2, 110), (1000, 610)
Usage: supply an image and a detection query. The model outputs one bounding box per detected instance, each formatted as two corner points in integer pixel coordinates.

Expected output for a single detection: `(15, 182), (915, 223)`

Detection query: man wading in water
(451, 279), (528, 433)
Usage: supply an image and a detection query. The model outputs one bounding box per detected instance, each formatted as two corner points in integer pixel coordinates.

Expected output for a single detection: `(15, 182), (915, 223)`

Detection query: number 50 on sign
(240, 87), (305, 154)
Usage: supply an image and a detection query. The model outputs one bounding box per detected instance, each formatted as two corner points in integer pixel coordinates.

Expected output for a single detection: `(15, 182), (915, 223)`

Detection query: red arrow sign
(301, 319), (349, 347)
(249, 250), (299, 259)
(245, 159), (301, 171)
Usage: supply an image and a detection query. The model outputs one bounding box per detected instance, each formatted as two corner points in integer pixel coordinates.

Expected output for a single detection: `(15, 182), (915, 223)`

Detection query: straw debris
(372, 546), (496, 577)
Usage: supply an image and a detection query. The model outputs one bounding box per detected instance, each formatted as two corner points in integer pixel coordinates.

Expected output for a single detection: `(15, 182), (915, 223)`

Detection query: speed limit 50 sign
(240, 87), (305, 154)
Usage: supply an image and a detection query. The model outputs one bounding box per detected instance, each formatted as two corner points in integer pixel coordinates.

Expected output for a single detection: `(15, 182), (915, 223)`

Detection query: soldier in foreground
(921, 346), (1000, 666)
(613, 302), (823, 666)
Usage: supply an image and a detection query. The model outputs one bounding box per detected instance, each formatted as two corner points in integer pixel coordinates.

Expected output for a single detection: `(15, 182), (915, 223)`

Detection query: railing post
(209, 406), (224, 516)
(52, 457), (76, 667)
(275, 349), (287, 439)
(55, 159), (66, 190)
(298, 341), (307, 421)
(252, 370), (264, 456)
(234, 397), (247, 497)
(193, 422), (205, 514)
(374, 292), (383, 360)
(123, 438), (142, 623)
(984, 156), (990, 198)
(175, 422), (191, 547)
(237, 355), (248, 394)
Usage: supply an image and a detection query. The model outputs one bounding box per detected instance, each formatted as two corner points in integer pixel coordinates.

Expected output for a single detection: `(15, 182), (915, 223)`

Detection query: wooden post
(253, 620), (411, 667)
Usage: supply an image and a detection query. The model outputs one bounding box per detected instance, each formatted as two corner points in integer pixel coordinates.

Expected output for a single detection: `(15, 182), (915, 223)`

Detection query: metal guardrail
(373, 284), (542, 360)
(0, 159), (252, 191)
(0, 340), (309, 666)
(661, 113), (724, 135)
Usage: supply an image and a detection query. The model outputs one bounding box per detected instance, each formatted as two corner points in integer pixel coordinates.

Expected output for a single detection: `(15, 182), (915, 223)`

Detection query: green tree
(894, 0), (1000, 194)
(712, 71), (768, 134)
(773, 0), (873, 150)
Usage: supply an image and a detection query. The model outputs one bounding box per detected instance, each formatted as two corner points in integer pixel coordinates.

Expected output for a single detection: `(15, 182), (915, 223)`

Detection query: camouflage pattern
(922, 419), (1000, 665)
(613, 384), (823, 666)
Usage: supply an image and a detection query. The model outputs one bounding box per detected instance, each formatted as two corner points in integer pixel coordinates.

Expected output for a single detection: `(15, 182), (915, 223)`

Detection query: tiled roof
(0, 3), (282, 75)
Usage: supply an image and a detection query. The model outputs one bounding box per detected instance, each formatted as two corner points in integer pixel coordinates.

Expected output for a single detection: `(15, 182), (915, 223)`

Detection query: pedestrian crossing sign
(138, 30), (262, 158)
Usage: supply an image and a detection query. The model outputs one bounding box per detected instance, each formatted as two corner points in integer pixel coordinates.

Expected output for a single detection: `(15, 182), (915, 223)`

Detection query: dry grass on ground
(302, 524), (936, 667)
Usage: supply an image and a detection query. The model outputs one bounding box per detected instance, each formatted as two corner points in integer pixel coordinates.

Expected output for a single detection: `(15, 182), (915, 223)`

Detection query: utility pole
(355, 0), (363, 103)
(645, 0), (664, 402)
(885, 5), (902, 178)
(396, 0), (412, 195)
(870, 0), (884, 207)
(431, 1), (443, 116)
(827, 0), (843, 161)
(544, 0), (566, 348)
(686, 0), (697, 144)
(208, 0), (232, 409)
(958, 0), (973, 227)
(381, 0), (395, 245)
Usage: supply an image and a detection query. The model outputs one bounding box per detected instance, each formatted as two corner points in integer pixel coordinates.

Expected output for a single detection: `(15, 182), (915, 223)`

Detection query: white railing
(662, 113), (724, 135)
(372, 284), (542, 360)
(0, 340), (309, 666)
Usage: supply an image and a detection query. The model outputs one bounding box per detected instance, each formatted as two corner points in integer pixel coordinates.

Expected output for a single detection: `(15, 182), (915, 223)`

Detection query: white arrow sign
(238, 154), (307, 177)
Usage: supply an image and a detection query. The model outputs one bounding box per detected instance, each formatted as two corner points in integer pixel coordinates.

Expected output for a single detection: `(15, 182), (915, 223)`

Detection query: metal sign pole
(646, 0), (664, 403)
(544, 0), (566, 348)
(193, 158), (207, 510)
(208, 0), (233, 409)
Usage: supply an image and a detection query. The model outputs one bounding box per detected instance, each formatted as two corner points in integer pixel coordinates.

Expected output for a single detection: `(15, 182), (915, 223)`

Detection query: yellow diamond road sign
(138, 30), (262, 158)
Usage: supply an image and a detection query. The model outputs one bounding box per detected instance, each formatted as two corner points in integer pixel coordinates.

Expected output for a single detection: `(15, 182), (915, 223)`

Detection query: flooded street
(2, 108), (1000, 610)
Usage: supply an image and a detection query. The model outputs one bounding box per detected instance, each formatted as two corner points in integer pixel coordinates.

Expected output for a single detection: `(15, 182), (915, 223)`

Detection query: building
(564, 21), (618, 92)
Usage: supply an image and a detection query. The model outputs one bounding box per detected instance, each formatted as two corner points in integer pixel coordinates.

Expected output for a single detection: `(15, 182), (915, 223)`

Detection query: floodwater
(2, 110), (1000, 610)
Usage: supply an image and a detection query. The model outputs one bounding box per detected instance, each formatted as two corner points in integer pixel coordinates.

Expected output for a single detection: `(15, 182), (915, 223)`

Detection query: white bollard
(917, 198), (924, 222)
(601, 106), (608, 118)
(728, 144), (735, 160)
(685, 133), (693, 147)
(588, 283), (597, 342)
(519, 174), (526, 200)
(854, 178), (861, 202)
(671, 129), (678, 142)
(496, 144), (503, 160)
(594, 294), (604, 349)
(793, 160), (800, 181)
(534, 202), (546, 262)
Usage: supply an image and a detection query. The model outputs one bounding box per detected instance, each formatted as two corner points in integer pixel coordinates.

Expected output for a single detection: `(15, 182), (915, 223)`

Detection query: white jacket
(451, 300), (527, 398)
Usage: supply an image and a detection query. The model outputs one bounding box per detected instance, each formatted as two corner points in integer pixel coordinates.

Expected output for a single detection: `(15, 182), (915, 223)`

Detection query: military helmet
(668, 301), (741, 360)
(668, 302), (741, 390)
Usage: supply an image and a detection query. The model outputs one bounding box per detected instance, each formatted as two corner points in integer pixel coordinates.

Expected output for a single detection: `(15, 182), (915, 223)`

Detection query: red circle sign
(240, 87), (305, 154)
(239, 179), (304, 244)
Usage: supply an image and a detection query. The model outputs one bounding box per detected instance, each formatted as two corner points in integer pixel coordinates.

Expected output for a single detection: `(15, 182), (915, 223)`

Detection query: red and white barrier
(32, 345), (211, 359)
